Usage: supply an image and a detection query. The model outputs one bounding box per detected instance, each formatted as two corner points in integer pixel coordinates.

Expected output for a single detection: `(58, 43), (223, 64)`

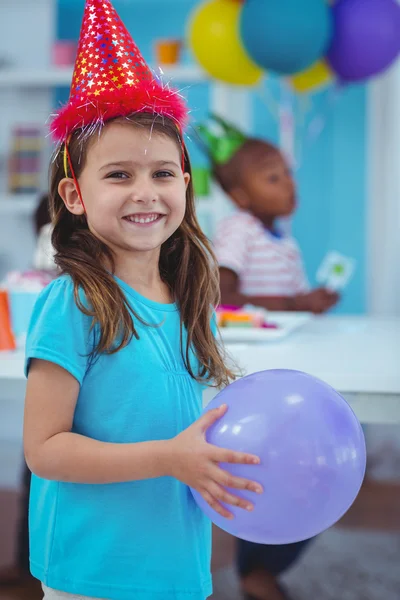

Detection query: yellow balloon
(188, 0), (263, 86)
(290, 61), (333, 94)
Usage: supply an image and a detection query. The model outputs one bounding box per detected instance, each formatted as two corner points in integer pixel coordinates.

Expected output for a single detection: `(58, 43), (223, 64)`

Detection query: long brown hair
(49, 113), (235, 387)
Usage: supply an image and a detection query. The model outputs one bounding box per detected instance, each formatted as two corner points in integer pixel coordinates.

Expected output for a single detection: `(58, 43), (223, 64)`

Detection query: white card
(316, 252), (356, 292)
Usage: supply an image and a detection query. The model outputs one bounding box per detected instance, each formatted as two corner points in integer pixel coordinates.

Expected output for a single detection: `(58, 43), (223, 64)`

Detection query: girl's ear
(183, 172), (191, 190)
(58, 178), (85, 215)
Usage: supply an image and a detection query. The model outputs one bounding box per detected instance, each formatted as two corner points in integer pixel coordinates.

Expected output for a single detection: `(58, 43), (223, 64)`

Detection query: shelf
(0, 195), (38, 216)
(0, 65), (208, 88)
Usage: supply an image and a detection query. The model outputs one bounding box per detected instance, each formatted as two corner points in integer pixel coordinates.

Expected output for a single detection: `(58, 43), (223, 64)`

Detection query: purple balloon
(327, 0), (400, 82)
(191, 370), (366, 544)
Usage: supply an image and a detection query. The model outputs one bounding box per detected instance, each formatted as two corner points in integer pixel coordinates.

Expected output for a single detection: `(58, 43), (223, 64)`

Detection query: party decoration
(240, 0), (333, 75)
(191, 369), (366, 544)
(51, 0), (188, 142)
(290, 60), (333, 94)
(188, 0), (263, 86)
(327, 0), (400, 82)
(196, 114), (247, 164)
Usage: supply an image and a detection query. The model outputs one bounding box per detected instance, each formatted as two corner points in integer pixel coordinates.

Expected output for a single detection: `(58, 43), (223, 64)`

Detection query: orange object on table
(0, 289), (16, 351)
(218, 310), (254, 328)
(223, 312), (252, 323)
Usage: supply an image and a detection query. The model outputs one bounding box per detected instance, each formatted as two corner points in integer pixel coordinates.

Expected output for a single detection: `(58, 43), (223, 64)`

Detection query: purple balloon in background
(191, 370), (366, 544)
(327, 0), (400, 82)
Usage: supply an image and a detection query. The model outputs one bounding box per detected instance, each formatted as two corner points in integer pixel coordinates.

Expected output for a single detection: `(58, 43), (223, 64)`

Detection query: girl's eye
(106, 172), (129, 179)
(154, 170), (174, 179)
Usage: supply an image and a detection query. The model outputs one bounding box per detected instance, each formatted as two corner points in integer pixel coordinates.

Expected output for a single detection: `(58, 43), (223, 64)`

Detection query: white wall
(0, 0), (55, 280)
(367, 60), (400, 315)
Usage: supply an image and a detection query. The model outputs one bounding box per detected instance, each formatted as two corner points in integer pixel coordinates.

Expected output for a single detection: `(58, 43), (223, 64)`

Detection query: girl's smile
(121, 212), (166, 227)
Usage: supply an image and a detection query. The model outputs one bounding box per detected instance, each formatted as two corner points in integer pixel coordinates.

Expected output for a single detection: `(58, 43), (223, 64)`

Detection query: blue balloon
(240, 0), (333, 75)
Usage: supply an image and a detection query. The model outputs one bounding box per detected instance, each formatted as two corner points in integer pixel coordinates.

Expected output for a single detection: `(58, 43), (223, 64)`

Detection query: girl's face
(59, 121), (190, 260)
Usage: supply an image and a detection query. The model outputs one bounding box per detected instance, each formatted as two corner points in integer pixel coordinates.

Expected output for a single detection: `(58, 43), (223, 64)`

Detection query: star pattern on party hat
(51, 0), (188, 142)
(70, 1), (151, 101)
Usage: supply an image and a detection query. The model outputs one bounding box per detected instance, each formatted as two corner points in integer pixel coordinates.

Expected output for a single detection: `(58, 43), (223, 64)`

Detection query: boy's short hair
(213, 139), (281, 193)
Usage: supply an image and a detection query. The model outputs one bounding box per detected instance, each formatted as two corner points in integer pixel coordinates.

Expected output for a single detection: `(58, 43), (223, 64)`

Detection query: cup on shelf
(154, 39), (182, 66)
(52, 40), (77, 66)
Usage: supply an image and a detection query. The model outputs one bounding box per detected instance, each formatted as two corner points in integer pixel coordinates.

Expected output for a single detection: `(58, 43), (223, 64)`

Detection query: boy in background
(199, 116), (339, 315)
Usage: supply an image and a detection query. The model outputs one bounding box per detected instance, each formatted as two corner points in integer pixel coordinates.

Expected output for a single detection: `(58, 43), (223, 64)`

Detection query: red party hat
(51, 0), (188, 142)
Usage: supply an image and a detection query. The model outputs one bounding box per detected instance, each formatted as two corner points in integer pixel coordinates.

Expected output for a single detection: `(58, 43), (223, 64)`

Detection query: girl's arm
(24, 359), (172, 484)
(25, 359), (263, 518)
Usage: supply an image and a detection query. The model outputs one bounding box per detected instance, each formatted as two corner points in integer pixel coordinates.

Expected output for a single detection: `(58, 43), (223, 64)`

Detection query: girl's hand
(166, 404), (263, 519)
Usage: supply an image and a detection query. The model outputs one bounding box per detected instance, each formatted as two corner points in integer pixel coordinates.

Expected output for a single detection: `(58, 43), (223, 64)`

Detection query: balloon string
(279, 80), (296, 169)
(255, 79), (280, 121)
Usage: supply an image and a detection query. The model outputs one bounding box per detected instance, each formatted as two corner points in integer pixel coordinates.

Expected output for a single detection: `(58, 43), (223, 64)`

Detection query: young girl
(23, 2), (262, 599)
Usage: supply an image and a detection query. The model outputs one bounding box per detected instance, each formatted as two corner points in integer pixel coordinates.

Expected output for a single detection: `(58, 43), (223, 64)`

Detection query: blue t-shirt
(25, 275), (212, 600)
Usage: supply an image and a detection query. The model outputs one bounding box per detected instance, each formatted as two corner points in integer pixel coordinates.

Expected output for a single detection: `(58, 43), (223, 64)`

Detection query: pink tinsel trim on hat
(51, 79), (188, 143)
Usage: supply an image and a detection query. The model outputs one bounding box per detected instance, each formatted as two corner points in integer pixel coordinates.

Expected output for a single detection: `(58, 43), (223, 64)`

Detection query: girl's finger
(197, 404), (228, 434)
(211, 465), (263, 494)
(199, 488), (233, 520)
(214, 447), (260, 466)
(207, 481), (255, 511)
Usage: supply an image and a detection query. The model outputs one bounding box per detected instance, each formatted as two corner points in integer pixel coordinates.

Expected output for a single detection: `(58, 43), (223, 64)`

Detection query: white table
(0, 315), (399, 488)
(204, 316), (400, 425)
(1, 315), (400, 424)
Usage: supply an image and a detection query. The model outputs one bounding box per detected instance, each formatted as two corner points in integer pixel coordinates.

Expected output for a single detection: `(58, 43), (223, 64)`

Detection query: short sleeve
(25, 276), (93, 384)
(213, 215), (251, 277)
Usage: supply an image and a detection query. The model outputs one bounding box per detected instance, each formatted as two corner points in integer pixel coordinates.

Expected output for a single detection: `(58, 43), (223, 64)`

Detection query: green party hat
(196, 114), (247, 165)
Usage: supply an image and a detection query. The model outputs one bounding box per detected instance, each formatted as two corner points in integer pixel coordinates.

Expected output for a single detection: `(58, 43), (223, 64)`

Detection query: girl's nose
(130, 181), (157, 204)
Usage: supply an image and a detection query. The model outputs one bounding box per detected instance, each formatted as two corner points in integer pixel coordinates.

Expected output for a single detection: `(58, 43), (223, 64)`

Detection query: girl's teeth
(127, 215), (159, 224)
